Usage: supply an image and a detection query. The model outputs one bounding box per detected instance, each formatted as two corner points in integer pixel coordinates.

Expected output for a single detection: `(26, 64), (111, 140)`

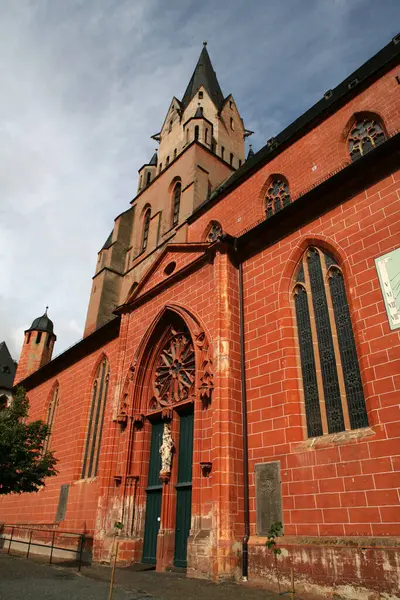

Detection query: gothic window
(44, 383), (59, 453)
(142, 208), (151, 252)
(82, 357), (110, 478)
(293, 247), (368, 438)
(221, 147), (225, 160)
(166, 156), (170, 166)
(265, 178), (290, 218)
(174, 148), (177, 159)
(172, 183), (181, 227)
(36, 332), (42, 344)
(169, 119), (173, 133)
(146, 172), (151, 185)
(206, 221), (222, 242)
(230, 153), (233, 166)
(150, 326), (195, 411)
(348, 118), (386, 162)
(26, 332), (31, 344)
(194, 126), (199, 141)
(205, 128), (209, 144)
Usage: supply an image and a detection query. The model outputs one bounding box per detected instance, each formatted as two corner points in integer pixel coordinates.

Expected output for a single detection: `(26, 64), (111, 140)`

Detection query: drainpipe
(238, 256), (250, 581)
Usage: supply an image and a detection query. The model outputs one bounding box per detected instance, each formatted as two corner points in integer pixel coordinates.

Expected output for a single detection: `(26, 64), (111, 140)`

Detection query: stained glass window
(348, 118), (386, 162)
(293, 247), (368, 437)
(82, 357), (110, 478)
(265, 178), (290, 218)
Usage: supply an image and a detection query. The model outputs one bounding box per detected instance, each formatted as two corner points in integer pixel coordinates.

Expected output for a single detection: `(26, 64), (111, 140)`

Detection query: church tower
(84, 43), (251, 336)
(15, 309), (56, 384)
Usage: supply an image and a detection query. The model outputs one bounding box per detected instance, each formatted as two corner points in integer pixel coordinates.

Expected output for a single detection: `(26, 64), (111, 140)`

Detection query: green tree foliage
(0, 387), (58, 494)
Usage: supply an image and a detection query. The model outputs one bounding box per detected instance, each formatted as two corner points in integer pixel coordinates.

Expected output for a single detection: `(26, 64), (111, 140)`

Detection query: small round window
(164, 261), (176, 276)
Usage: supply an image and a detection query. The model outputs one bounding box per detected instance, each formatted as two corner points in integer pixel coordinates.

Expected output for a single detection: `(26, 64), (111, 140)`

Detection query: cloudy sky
(1, 0), (398, 360)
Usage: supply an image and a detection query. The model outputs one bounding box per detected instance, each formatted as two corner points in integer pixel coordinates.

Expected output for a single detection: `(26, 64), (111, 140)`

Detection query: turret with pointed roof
(84, 44), (249, 336)
(14, 308), (57, 384)
(181, 42), (225, 110)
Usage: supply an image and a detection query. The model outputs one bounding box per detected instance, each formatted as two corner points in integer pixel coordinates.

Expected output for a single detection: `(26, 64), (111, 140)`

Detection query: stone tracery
(151, 326), (195, 410)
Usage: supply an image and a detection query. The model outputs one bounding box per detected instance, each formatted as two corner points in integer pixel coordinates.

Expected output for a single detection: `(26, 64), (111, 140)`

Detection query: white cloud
(0, 0), (398, 360)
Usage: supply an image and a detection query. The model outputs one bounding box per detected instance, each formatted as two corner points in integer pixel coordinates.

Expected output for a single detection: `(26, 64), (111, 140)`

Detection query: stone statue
(159, 423), (174, 479)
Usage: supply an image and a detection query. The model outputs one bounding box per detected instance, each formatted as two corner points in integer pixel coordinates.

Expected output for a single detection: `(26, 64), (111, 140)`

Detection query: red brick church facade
(1, 38), (400, 599)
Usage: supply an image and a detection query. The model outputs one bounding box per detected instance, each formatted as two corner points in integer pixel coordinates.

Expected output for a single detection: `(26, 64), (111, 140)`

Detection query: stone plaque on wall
(55, 484), (70, 522)
(255, 461), (282, 536)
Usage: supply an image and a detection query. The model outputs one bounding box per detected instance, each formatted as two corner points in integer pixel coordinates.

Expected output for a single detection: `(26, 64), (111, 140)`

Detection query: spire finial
(203, 41), (207, 47)
(45, 306), (48, 315)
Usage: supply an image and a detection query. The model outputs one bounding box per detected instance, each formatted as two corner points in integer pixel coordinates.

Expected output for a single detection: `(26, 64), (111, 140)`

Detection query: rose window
(153, 327), (195, 407)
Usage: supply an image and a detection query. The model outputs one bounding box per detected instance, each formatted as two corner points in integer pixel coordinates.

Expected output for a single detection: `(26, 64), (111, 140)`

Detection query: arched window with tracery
(348, 117), (386, 162)
(82, 357), (110, 478)
(44, 383), (59, 453)
(150, 324), (195, 411)
(172, 183), (181, 227)
(265, 177), (290, 218)
(293, 247), (368, 438)
(142, 208), (151, 252)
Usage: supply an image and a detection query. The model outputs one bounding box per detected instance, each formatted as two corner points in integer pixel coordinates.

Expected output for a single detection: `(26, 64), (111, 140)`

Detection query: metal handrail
(0, 524), (92, 571)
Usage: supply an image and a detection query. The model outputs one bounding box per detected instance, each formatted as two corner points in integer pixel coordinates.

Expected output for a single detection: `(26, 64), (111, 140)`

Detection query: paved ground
(0, 553), (281, 600)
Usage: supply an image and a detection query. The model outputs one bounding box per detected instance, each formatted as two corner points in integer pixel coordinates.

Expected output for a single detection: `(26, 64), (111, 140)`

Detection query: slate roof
(247, 145), (255, 160)
(27, 310), (54, 334)
(149, 151), (158, 166)
(181, 43), (225, 110)
(189, 33), (400, 220)
(0, 342), (17, 391)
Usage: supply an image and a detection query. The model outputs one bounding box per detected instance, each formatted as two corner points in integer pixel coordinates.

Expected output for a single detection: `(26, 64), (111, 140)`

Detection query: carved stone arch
(130, 304), (214, 419)
(203, 220), (223, 243)
(278, 234), (349, 310)
(88, 351), (110, 385)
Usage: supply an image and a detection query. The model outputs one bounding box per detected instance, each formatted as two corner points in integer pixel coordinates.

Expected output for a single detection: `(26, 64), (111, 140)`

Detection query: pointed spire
(149, 149), (158, 166)
(181, 44), (224, 110)
(247, 144), (255, 160)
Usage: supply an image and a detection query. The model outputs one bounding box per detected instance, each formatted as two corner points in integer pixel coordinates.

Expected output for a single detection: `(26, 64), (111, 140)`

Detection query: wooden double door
(142, 407), (194, 568)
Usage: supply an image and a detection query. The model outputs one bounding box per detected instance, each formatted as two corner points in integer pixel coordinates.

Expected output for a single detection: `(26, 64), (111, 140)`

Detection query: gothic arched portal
(125, 306), (212, 570)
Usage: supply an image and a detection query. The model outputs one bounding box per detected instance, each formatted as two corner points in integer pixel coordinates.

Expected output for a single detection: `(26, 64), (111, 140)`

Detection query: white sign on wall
(375, 247), (400, 330)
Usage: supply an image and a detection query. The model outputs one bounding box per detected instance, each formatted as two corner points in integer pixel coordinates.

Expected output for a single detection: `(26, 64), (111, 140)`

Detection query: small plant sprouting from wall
(266, 521), (302, 599)
(266, 521), (283, 593)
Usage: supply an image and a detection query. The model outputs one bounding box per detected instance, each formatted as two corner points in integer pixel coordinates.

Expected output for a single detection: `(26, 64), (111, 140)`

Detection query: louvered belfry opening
(293, 247), (368, 437)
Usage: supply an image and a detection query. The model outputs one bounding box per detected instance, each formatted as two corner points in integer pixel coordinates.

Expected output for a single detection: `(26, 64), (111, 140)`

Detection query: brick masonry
(1, 47), (400, 600)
